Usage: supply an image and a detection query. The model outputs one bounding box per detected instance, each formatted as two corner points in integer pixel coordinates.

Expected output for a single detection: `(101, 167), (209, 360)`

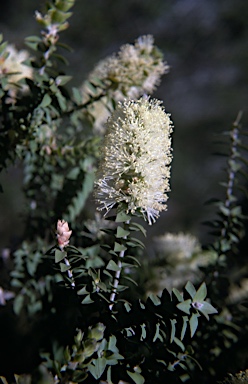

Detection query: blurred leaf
(66, 167), (80, 180)
(13, 294), (24, 315)
(127, 371), (145, 384)
(40, 94), (52, 108)
(122, 275), (138, 286)
(56, 75), (72, 86)
(72, 87), (82, 104)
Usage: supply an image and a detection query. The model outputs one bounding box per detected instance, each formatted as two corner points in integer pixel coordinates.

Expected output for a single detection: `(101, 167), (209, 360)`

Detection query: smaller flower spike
(95, 97), (173, 225)
(56, 220), (72, 250)
(0, 43), (33, 99)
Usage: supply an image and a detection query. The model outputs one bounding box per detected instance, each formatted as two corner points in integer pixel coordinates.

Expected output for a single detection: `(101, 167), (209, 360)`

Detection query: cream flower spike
(0, 44), (33, 98)
(81, 35), (169, 134)
(95, 97), (173, 225)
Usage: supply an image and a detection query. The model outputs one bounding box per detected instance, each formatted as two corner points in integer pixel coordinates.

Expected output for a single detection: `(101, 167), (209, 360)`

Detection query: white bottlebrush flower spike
(95, 97), (173, 225)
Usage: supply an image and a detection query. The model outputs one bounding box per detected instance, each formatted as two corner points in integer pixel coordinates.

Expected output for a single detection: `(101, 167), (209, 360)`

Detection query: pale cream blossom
(0, 44), (33, 98)
(56, 220), (72, 250)
(95, 97), (173, 225)
(144, 232), (217, 295)
(154, 232), (201, 262)
(91, 35), (168, 97)
(227, 278), (248, 305)
(81, 35), (169, 133)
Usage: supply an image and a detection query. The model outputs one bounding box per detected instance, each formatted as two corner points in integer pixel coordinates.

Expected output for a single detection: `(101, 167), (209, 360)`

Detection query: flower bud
(56, 219), (72, 250)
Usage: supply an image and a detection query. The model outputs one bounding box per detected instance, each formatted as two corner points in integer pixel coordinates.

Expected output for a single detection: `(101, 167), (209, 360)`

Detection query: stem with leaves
(109, 243), (127, 311)
(220, 111), (243, 241)
(107, 208), (146, 310)
(64, 255), (75, 289)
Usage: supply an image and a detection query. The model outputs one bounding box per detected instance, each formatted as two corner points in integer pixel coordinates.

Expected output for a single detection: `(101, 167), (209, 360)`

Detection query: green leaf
(114, 242), (127, 252)
(60, 262), (71, 272)
(148, 293), (161, 306)
(81, 295), (94, 304)
(72, 86), (82, 104)
(126, 237), (145, 248)
(129, 222), (147, 237)
(106, 260), (120, 272)
(177, 299), (191, 315)
(55, 249), (65, 263)
(116, 226), (130, 238)
(115, 209), (131, 223)
(189, 313), (200, 337)
(56, 92), (67, 111)
(124, 301), (132, 312)
(219, 205), (230, 216)
(181, 316), (188, 340)
(88, 357), (107, 379)
(170, 319), (177, 343)
(185, 281), (196, 299)
(196, 301), (218, 320)
(56, 75), (72, 86)
(153, 323), (163, 342)
(13, 294), (24, 315)
(122, 275), (138, 286)
(28, 300), (42, 315)
(40, 94), (52, 108)
(25, 35), (42, 43)
(107, 366), (113, 384)
(108, 335), (118, 352)
(173, 288), (184, 302)
(193, 282), (207, 302)
(140, 323), (146, 341)
(77, 286), (89, 295)
(230, 206), (242, 216)
(103, 270), (113, 278)
(127, 371), (145, 384)
(174, 336), (185, 351)
(125, 255), (141, 266)
(66, 167), (80, 180)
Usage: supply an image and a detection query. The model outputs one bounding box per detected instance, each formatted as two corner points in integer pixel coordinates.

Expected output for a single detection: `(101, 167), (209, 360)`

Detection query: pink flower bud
(56, 220), (72, 250)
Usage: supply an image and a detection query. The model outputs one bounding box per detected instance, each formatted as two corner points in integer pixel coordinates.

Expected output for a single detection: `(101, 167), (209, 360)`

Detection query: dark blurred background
(0, 0), (247, 248)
